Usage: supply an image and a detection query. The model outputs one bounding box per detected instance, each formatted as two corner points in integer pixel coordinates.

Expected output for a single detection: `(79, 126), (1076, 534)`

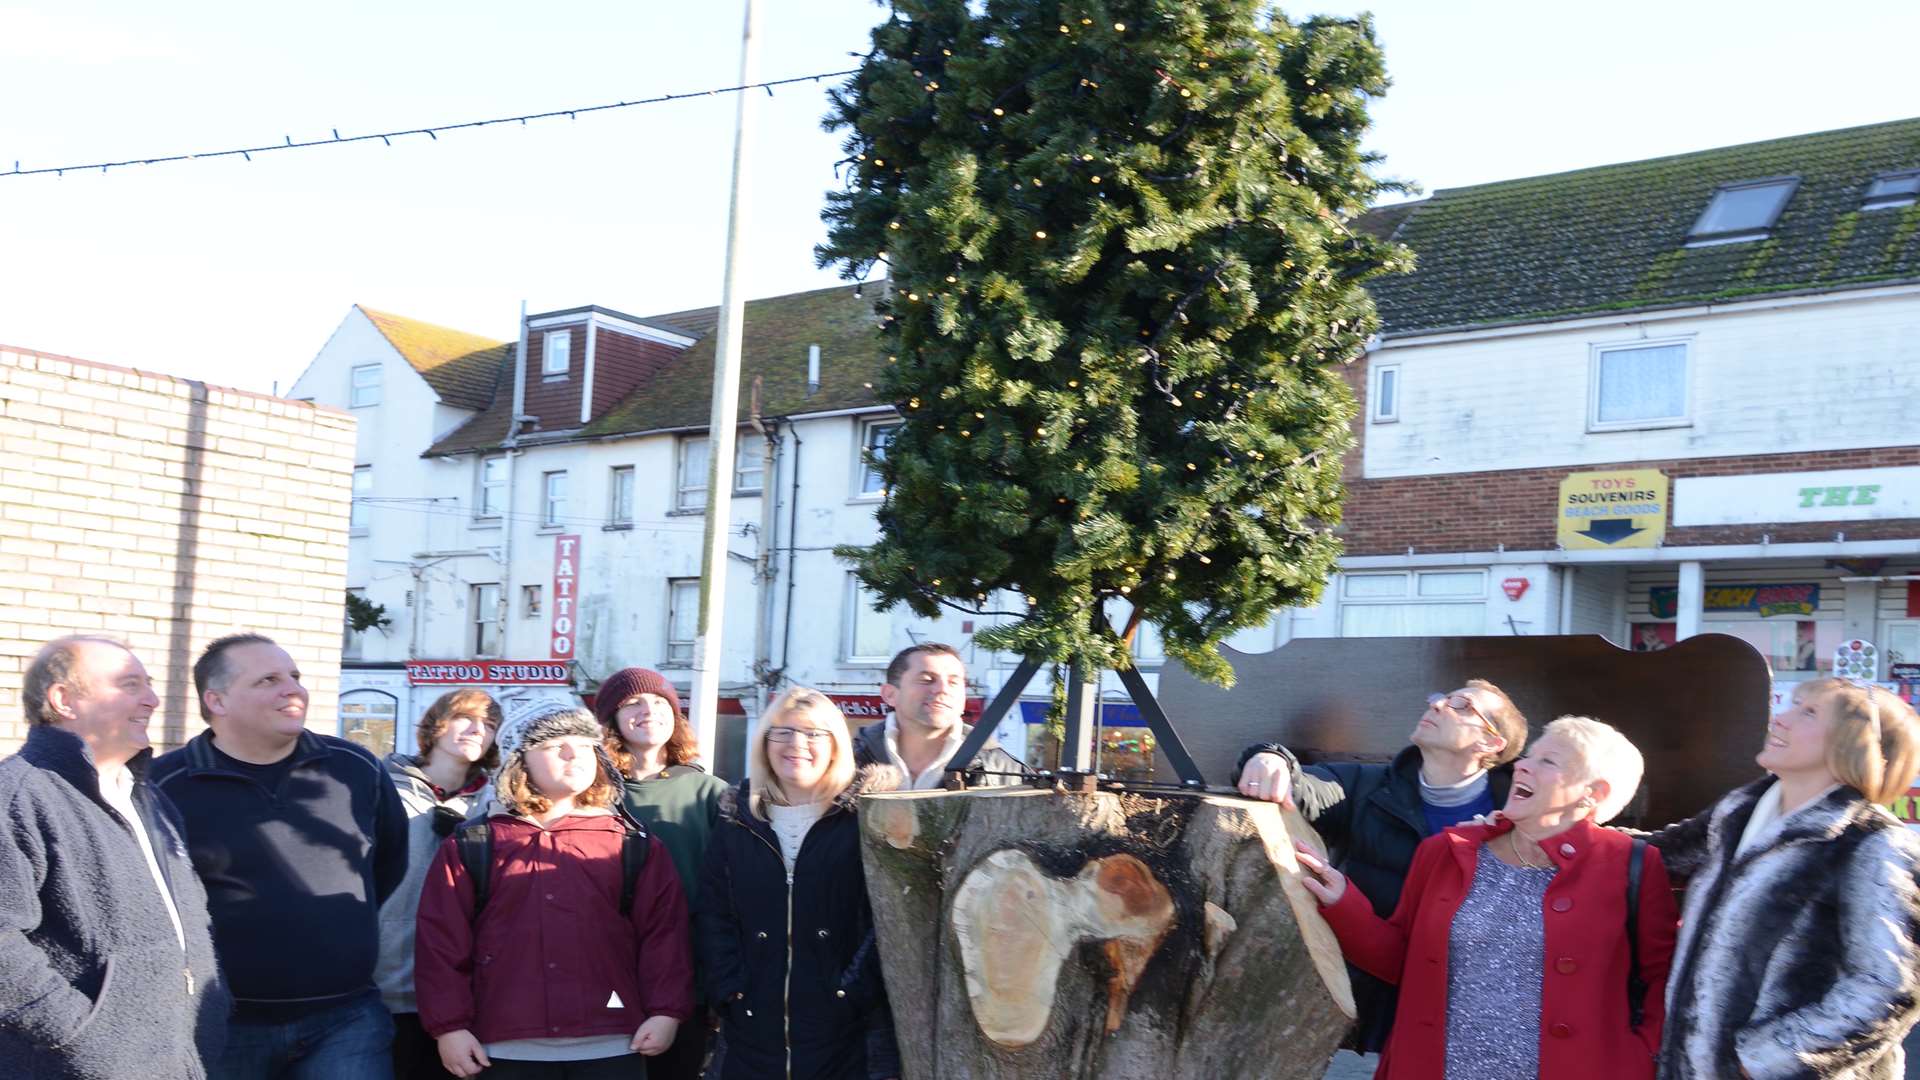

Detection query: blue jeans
(212, 991), (396, 1080)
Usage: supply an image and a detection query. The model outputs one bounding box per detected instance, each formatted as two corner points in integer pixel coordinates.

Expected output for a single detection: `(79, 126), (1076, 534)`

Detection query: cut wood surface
(861, 788), (1353, 1079)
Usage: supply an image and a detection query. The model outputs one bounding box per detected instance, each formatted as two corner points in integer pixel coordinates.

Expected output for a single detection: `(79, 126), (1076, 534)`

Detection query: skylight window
(1686, 178), (1798, 246)
(1863, 171), (1920, 211)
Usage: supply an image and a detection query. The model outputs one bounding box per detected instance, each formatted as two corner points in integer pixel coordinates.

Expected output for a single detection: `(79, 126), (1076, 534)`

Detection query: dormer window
(543, 330), (572, 377)
(1686, 177), (1798, 246)
(1863, 170), (1920, 211)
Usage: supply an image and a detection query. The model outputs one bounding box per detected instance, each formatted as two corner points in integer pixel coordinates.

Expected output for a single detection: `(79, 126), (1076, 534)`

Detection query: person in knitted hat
(414, 701), (694, 1079)
(594, 669), (728, 1080)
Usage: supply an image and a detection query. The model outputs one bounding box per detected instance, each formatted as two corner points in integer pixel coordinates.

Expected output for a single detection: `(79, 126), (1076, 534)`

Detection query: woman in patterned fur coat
(1649, 677), (1920, 1079)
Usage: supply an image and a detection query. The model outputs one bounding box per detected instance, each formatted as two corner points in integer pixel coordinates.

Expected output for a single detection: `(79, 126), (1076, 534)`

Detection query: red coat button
(1551, 897), (1573, 912)
(1555, 957), (1577, 974)
(1549, 1022), (1573, 1038)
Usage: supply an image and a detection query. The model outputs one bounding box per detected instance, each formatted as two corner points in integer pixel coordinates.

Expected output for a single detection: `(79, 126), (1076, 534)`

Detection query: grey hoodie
(374, 753), (488, 1014)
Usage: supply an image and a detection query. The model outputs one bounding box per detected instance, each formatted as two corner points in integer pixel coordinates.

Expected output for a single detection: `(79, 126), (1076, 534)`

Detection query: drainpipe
(748, 378), (780, 703)
(779, 425), (803, 681)
(497, 301), (530, 657)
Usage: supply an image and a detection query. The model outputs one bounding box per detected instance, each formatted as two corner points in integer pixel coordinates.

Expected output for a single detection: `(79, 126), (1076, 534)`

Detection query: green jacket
(620, 765), (728, 907)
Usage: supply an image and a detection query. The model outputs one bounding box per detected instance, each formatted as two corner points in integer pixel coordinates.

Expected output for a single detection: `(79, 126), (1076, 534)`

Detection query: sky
(2, 0), (1917, 395)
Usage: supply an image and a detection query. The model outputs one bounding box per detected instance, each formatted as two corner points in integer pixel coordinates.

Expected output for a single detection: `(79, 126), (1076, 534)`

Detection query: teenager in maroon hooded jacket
(415, 703), (694, 1079)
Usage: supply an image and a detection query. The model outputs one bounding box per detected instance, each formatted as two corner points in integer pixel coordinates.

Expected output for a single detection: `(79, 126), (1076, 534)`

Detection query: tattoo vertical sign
(550, 534), (581, 661)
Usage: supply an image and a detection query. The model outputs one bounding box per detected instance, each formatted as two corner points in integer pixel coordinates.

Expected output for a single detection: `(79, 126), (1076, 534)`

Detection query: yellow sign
(1556, 469), (1668, 549)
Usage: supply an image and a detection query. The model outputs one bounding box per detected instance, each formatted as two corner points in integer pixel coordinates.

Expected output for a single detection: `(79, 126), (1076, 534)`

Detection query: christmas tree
(819, 0), (1409, 685)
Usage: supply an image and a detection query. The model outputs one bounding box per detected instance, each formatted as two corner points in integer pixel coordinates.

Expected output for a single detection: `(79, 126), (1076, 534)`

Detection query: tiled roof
(424, 282), (886, 455)
(1365, 116), (1920, 336)
(359, 306), (510, 411)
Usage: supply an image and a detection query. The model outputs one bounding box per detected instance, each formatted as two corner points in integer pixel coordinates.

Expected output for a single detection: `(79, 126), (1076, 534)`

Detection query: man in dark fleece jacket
(0, 636), (229, 1080)
(151, 634), (407, 1080)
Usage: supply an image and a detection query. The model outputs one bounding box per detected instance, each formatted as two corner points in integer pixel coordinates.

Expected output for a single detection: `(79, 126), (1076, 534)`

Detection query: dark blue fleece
(0, 724), (230, 1079)
(150, 730), (406, 1018)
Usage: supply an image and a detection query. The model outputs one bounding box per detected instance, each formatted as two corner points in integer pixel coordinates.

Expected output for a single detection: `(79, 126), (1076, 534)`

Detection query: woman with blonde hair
(696, 688), (901, 1080)
(1295, 715), (1679, 1079)
(1649, 678), (1920, 1079)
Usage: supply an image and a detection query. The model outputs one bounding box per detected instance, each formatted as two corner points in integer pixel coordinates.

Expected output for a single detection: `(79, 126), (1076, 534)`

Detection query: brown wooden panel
(1155, 633), (1771, 828)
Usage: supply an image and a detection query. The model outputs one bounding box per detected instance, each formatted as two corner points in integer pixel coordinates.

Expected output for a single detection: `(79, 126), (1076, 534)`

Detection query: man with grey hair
(0, 635), (229, 1078)
(151, 632), (407, 1080)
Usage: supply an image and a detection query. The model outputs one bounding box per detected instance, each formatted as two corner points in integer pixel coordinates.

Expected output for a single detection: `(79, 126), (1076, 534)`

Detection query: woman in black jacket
(696, 688), (900, 1080)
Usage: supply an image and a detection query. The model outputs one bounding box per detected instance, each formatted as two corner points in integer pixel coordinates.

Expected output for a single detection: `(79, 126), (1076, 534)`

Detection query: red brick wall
(523, 327), (584, 431)
(1336, 356), (1366, 485)
(1340, 445), (1920, 555)
(590, 329), (683, 419)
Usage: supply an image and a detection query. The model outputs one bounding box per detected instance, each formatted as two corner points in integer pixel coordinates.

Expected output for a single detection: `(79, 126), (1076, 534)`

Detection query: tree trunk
(861, 787), (1354, 1079)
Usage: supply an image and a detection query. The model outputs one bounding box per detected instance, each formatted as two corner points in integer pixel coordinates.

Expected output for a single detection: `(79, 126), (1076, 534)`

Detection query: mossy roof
(358, 306), (509, 411)
(425, 282), (885, 455)
(1364, 116), (1920, 335)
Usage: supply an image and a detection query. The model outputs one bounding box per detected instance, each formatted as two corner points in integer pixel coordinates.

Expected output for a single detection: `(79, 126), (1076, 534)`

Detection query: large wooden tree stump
(861, 787), (1353, 1079)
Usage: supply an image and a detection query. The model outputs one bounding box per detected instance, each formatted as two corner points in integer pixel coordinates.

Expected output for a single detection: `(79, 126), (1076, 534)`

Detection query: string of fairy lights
(3, 68), (858, 180)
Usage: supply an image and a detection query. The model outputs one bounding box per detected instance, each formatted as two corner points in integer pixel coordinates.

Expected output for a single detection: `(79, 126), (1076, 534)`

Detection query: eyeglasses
(766, 727), (835, 744)
(1428, 692), (1491, 729)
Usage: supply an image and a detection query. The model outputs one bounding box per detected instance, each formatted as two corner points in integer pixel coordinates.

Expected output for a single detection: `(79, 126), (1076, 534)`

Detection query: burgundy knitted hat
(594, 667), (684, 732)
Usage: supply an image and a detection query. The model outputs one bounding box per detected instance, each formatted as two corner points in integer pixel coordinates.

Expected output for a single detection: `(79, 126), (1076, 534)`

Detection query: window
(856, 420), (901, 498)
(1372, 364), (1400, 424)
(542, 470), (567, 527)
(734, 440), (764, 494)
(1686, 178), (1798, 245)
(343, 587), (367, 659)
(676, 437), (710, 512)
(476, 455), (506, 520)
(350, 465), (372, 532)
(845, 576), (892, 662)
(1338, 571), (1487, 637)
(543, 330), (571, 377)
(522, 584), (543, 617)
(666, 578), (699, 666)
(608, 466), (635, 526)
(1864, 171), (1920, 211)
(1591, 340), (1689, 430)
(350, 364), (382, 408)
(472, 583), (502, 656)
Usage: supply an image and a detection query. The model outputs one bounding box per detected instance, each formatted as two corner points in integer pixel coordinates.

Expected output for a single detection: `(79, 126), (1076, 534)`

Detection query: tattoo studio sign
(551, 534), (581, 660)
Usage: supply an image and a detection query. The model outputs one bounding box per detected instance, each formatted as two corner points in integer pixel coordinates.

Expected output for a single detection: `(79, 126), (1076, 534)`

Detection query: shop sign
(1556, 469), (1668, 549)
(551, 534), (580, 660)
(1649, 583), (1819, 619)
(826, 694), (986, 721)
(407, 660), (573, 686)
(1501, 577), (1530, 600)
(1672, 466), (1920, 527)
(1834, 640), (1878, 681)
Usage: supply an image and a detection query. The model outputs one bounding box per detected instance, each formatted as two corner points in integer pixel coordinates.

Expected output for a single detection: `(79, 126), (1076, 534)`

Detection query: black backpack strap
(1626, 837), (1648, 1030)
(457, 822), (492, 919)
(618, 820), (650, 917)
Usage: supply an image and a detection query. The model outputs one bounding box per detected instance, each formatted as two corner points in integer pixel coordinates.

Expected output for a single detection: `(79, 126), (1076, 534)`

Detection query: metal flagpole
(690, 0), (761, 764)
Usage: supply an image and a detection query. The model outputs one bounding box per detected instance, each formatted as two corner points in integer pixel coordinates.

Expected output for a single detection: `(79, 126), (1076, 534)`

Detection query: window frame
(1371, 363), (1400, 424)
(733, 438), (765, 495)
(607, 465), (635, 527)
(472, 582), (503, 657)
(542, 330), (572, 378)
(349, 363), (382, 408)
(843, 574), (894, 664)
(675, 437), (710, 513)
(343, 586), (368, 659)
(1336, 570), (1489, 638)
(1587, 337), (1692, 433)
(474, 455), (507, 522)
(1863, 170), (1920, 212)
(665, 578), (700, 667)
(852, 418), (902, 501)
(1685, 177), (1799, 246)
(541, 470), (568, 528)
(350, 465), (372, 533)
(522, 584), (543, 618)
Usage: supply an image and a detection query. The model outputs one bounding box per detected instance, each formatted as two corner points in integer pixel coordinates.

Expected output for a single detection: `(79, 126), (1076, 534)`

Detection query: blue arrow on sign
(1577, 519), (1645, 544)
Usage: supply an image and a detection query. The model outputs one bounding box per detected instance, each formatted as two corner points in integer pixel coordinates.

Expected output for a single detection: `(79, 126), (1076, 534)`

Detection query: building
(0, 346), (356, 755)
(1307, 116), (1920, 706)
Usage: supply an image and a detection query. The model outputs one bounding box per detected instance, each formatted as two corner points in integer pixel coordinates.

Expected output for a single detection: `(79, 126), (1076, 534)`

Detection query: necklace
(1507, 828), (1548, 870)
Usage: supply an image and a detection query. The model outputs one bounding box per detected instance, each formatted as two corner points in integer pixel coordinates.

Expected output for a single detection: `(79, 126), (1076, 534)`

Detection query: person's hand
(632, 1015), (681, 1056)
(436, 1029), (490, 1078)
(1236, 753), (1294, 808)
(1293, 842), (1347, 906)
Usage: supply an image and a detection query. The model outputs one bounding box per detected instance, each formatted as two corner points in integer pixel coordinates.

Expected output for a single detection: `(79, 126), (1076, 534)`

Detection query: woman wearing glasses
(1295, 715), (1679, 1079)
(695, 688), (901, 1080)
(1647, 678), (1920, 1079)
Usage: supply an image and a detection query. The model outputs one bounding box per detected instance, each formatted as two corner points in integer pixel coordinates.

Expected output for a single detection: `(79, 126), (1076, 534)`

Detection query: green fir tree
(819, 0), (1410, 685)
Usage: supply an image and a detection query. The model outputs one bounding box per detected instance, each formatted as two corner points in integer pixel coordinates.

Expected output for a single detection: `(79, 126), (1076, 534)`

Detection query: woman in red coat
(1296, 715), (1679, 1080)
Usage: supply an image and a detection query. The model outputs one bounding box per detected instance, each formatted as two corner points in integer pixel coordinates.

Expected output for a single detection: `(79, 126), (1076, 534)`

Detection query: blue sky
(2, 0), (1916, 393)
